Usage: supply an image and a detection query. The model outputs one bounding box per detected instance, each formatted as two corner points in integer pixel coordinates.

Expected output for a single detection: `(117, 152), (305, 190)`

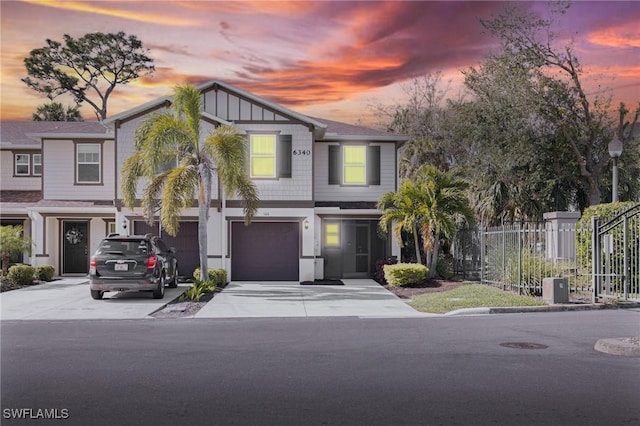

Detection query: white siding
(314, 142), (396, 202)
(43, 139), (115, 200)
(0, 150), (41, 191)
(229, 123), (313, 201)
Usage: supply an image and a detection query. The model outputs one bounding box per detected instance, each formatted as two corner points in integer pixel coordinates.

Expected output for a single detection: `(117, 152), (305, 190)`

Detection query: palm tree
(378, 165), (474, 278)
(121, 84), (258, 276)
(414, 165), (474, 278)
(378, 179), (430, 264)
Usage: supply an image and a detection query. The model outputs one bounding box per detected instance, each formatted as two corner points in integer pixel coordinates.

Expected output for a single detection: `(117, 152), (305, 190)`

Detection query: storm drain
(500, 342), (549, 350)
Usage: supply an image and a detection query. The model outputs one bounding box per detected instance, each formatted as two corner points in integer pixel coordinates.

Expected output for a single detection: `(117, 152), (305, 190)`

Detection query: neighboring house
(0, 80), (406, 280)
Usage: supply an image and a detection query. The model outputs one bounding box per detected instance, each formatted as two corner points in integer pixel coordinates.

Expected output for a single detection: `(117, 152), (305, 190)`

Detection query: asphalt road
(2, 310), (639, 426)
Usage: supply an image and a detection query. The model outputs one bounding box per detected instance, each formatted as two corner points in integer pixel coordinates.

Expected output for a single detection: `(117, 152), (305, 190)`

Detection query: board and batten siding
(42, 139), (115, 200)
(0, 151), (41, 191)
(314, 142), (396, 202)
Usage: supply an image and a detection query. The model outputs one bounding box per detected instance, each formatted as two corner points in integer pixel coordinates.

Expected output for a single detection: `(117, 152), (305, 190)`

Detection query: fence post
(517, 222), (523, 295)
(592, 216), (600, 303)
(623, 215), (629, 300)
(480, 225), (485, 284)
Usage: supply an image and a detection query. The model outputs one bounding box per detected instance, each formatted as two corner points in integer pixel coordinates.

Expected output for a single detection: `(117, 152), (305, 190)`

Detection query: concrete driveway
(195, 279), (433, 318)
(0, 278), (186, 320)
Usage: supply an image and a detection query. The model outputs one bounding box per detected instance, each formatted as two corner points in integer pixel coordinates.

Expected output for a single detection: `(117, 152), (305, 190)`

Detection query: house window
(250, 134), (276, 178)
(325, 223), (340, 247)
(32, 154), (42, 176)
(76, 143), (101, 183)
(15, 154), (30, 176)
(342, 146), (366, 185)
(107, 221), (117, 235)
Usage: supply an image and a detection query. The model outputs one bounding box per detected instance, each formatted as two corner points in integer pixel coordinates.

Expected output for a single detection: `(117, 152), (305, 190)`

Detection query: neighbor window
(15, 154), (30, 176)
(76, 143), (101, 183)
(325, 223), (340, 247)
(250, 134), (276, 178)
(32, 154), (42, 176)
(342, 146), (366, 185)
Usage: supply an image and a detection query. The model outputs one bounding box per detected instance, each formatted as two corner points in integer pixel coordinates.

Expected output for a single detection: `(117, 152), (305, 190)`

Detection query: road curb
(444, 301), (640, 316)
(594, 337), (640, 357)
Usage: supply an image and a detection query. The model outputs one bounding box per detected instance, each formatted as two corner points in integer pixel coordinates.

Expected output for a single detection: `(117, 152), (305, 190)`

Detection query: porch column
(543, 211), (581, 262)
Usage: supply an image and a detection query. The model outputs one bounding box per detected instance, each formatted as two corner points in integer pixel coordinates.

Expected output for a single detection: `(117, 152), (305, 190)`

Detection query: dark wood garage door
(134, 221), (199, 279)
(232, 222), (299, 281)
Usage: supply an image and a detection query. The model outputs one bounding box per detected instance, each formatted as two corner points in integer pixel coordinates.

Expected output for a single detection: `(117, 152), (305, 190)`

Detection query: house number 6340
(293, 149), (311, 156)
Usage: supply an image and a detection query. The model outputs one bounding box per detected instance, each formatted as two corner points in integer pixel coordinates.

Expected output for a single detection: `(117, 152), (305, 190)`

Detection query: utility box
(542, 277), (569, 304)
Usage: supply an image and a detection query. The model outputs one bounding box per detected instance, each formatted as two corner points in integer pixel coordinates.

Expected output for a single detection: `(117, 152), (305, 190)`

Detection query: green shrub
(7, 264), (35, 286)
(436, 253), (455, 280)
(383, 263), (428, 287)
(179, 284), (205, 302)
(193, 267), (227, 286)
(35, 265), (56, 281)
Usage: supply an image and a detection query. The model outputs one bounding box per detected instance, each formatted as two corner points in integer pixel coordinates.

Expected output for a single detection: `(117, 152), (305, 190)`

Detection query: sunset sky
(1, 0), (639, 125)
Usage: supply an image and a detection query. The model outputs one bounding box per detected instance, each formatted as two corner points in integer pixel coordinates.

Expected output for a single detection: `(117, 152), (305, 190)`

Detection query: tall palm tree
(121, 84), (258, 276)
(378, 165), (474, 278)
(414, 165), (474, 278)
(378, 179), (430, 265)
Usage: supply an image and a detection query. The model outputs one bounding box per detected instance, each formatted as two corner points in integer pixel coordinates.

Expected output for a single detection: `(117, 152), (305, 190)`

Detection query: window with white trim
(250, 134), (276, 178)
(76, 143), (101, 183)
(14, 154), (30, 176)
(325, 223), (340, 247)
(342, 145), (366, 185)
(32, 154), (42, 176)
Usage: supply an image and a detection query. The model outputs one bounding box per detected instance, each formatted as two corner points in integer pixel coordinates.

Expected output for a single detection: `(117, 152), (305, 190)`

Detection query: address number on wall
(293, 150), (311, 156)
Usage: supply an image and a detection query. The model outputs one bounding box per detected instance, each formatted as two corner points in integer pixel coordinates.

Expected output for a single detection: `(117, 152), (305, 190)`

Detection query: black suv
(89, 234), (178, 300)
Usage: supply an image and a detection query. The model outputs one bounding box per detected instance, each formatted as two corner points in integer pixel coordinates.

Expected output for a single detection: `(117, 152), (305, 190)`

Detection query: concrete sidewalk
(1, 277), (186, 320)
(195, 279), (435, 318)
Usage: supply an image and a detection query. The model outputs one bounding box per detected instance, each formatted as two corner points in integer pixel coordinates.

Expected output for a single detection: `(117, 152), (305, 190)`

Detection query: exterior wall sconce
(121, 218), (128, 236)
(304, 219), (310, 230)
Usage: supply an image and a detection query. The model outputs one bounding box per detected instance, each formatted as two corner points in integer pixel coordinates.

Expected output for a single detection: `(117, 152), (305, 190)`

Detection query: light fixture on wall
(304, 219), (309, 230)
(121, 218), (128, 236)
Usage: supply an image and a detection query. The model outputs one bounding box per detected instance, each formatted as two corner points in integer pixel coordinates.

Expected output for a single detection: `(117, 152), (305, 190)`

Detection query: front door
(63, 221), (89, 274)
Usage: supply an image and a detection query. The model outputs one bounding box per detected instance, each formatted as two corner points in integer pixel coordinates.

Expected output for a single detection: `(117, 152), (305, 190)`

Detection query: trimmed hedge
(7, 264), (35, 286)
(35, 265), (56, 281)
(193, 267), (227, 286)
(383, 263), (428, 287)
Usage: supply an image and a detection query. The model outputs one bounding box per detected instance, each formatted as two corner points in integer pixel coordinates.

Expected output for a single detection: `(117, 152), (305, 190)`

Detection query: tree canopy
(32, 102), (82, 121)
(23, 31), (154, 121)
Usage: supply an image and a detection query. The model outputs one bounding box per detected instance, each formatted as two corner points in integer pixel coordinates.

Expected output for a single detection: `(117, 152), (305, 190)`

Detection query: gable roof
(311, 117), (409, 142)
(0, 121), (112, 148)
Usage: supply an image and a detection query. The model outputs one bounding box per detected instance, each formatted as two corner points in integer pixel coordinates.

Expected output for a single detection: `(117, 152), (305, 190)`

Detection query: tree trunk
(427, 238), (440, 279)
(412, 226), (422, 264)
(198, 180), (208, 280)
(587, 175), (602, 206)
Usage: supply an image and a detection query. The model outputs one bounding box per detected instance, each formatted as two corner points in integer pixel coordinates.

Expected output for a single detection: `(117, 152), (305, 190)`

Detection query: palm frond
(172, 85), (202, 144)
(160, 164), (198, 235)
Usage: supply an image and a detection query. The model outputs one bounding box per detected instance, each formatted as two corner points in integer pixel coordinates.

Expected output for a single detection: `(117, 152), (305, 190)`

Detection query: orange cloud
(21, 0), (202, 27)
(587, 21), (640, 48)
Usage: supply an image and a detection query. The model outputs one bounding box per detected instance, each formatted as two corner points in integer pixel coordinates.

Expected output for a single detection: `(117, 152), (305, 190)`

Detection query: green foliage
(179, 284), (205, 302)
(383, 263), (428, 287)
(409, 283), (545, 314)
(0, 225), (32, 274)
(23, 31), (154, 120)
(7, 264), (35, 286)
(436, 253), (455, 280)
(193, 267), (227, 286)
(35, 265), (55, 281)
(32, 102), (82, 121)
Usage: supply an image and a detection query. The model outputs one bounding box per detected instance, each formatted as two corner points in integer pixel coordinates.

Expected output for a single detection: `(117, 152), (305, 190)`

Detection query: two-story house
(0, 80), (406, 281)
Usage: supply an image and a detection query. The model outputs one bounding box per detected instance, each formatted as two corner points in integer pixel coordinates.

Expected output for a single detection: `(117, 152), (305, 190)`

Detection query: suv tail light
(147, 255), (157, 269)
(90, 257), (97, 274)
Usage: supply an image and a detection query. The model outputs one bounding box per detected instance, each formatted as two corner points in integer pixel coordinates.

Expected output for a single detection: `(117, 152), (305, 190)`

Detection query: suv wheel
(90, 289), (104, 300)
(168, 266), (178, 288)
(152, 274), (165, 299)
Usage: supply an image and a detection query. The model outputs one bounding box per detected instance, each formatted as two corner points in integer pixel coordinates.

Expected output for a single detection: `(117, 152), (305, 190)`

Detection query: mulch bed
(383, 279), (465, 299)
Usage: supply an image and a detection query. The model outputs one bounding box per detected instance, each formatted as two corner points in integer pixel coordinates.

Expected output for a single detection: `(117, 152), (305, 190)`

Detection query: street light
(608, 135), (623, 202)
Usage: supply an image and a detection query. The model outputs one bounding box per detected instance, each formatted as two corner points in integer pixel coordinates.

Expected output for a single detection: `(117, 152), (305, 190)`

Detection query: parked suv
(89, 234), (178, 300)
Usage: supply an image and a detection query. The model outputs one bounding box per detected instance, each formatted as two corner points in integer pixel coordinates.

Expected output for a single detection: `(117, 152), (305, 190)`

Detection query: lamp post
(608, 135), (623, 202)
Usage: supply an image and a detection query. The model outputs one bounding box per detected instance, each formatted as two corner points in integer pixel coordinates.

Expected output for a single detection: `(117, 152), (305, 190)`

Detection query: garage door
(232, 222), (299, 281)
(134, 221), (199, 279)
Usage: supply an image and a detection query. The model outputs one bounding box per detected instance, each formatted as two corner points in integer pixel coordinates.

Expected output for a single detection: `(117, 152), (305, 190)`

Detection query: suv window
(97, 238), (150, 256)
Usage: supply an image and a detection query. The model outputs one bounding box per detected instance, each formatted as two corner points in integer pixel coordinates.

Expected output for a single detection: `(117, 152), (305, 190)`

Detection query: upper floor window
(342, 146), (366, 185)
(32, 154), (42, 176)
(14, 154), (30, 176)
(76, 143), (101, 184)
(328, 144), (380, 186)
(250, 134), (277, 178)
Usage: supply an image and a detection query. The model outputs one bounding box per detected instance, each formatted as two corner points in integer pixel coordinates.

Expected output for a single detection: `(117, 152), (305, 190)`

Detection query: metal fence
(452, 206), (640, 302)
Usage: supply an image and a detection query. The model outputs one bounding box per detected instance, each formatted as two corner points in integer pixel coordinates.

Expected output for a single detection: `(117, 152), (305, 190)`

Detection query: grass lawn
(409, 283), (546, 314)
